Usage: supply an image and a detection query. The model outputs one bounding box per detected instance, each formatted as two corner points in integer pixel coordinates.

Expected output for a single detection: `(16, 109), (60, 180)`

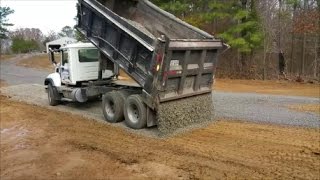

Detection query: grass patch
(16, 54), (57, 71)
(0, 54), (17, 61)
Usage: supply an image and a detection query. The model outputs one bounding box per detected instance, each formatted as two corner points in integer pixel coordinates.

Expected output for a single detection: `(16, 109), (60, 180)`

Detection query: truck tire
(124, 95), (147, 129)
(48, 83), (60, 106)
(102, 91), (125, 123)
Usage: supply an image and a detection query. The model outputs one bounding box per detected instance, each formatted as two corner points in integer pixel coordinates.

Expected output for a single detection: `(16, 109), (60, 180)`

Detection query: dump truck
(45, 0), (223, 134)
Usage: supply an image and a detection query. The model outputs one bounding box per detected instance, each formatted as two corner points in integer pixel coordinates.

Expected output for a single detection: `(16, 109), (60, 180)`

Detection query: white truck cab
(45, 42), (115, 104)
(48, 43), (111, 86)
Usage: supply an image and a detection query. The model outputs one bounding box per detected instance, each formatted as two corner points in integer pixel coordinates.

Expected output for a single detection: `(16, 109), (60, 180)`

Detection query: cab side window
(78, 49), (99, 62)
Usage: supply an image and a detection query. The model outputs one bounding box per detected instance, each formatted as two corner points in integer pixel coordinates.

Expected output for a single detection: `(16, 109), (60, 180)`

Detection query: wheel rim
(128, 103), (139, 124)
(105, 99), (115, 119)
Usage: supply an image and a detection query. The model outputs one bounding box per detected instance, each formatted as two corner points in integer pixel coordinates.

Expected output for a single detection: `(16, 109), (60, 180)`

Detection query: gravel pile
(123, 18), (156, 39)
(157, 93), (215, 135)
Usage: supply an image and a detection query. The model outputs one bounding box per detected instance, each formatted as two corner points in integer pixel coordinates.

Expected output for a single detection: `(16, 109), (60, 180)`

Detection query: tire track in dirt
(1, 96), (319, 179)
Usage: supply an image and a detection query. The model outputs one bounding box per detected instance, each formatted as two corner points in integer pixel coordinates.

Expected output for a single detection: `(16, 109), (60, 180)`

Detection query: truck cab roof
(62, 42), (96, 49)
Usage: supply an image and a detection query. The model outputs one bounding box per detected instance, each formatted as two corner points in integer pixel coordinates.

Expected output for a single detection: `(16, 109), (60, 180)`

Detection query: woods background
(1, 0), (319, 80)
(152, 0), (320, 80)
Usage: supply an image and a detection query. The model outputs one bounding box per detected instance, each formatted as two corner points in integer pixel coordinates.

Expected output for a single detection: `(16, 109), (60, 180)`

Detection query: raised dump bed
(76, 0), (223, 133)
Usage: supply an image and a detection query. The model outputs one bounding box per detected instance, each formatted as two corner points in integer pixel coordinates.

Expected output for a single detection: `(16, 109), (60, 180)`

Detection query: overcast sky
(1, 0), (78, 35)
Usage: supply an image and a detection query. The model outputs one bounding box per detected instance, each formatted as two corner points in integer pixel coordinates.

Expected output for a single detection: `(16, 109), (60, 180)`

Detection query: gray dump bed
(76, 0), (222, 111)
(98, 0), (212, 39)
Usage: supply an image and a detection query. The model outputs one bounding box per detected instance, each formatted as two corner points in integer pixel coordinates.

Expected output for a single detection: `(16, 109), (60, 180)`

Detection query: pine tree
(0, 7), (14, 39)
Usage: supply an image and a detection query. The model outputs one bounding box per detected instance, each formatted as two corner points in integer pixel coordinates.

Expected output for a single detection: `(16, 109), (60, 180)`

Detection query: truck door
(60, 49), (72, 84)
(77, 48), (113, 81)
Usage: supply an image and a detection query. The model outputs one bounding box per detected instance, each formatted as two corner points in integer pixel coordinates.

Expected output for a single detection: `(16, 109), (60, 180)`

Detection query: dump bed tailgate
(159, 39), (222, 102)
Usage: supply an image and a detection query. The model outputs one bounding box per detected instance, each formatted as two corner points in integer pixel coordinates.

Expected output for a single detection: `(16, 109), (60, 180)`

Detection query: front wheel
(124, 95), (147, 129)
(48, 83), (60, 106)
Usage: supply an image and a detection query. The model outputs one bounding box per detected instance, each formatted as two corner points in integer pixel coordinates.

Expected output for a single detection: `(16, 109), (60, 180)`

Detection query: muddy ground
(1, 96), (319, 179)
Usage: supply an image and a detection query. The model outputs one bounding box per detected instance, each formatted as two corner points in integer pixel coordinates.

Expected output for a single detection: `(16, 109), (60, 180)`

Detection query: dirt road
(1, 84), (319, 131)
(1, 96), (319, 179)
(0, 54), (50, 85)
(1, 55), (319, 179)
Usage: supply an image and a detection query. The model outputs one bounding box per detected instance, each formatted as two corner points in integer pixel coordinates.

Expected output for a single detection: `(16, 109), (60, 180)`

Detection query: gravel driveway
(1, 84), (319, 130)
(0, 54), (49, 85)
(0, 55), (319, 132)
(214, 92), (319, 128)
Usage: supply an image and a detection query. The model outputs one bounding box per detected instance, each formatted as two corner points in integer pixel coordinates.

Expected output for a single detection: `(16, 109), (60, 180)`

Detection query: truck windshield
(78, 49), (99, 62)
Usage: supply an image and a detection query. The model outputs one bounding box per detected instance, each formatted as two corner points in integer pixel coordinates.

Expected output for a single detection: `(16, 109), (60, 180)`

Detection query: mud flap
(147, 108), (157, 127)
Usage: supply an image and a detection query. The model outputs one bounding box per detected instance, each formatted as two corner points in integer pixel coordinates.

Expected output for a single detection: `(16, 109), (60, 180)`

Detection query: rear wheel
(48, 83), (60, 106)
(124, 95), (147, 129)
(102, 91), (126, 123)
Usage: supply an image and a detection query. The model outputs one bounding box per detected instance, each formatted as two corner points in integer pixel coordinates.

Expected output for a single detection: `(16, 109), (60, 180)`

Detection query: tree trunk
(301, 32), (306, 76)
(240, 0), (248, 76)
(237, 50), (242, 73)
(241, 53), (246, 75)
(290, 33), (295, 75)
(314, 38), (318, 78)
(300, 0), (309, 76)
(263, 33), (267, 80)
(278, 0), (282, 77)
(212, 0), (217, 33)
(263, 28), (269, 80)
(290, 4), (297, 76)
(317, 0), (320, 80)
(0, 40), (2, 58)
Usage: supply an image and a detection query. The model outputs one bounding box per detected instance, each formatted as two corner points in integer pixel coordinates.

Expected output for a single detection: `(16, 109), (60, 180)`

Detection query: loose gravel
(157, 93), (214, 135)
(1, 84), (319, 138)
(124, 18), (156, 39)
(213, 92), (320, 128)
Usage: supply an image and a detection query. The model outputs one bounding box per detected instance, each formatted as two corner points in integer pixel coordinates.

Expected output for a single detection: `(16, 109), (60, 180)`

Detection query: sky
(1, 0), (78, 35)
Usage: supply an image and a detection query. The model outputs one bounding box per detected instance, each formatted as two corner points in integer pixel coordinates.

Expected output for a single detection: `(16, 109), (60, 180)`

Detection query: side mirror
(49, 51), (56, 65)
(48, 48), (59, 66)
(55, 67), (60, 73)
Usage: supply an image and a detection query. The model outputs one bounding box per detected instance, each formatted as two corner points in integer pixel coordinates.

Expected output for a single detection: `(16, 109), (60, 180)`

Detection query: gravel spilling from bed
(157, 93), (215, 135)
